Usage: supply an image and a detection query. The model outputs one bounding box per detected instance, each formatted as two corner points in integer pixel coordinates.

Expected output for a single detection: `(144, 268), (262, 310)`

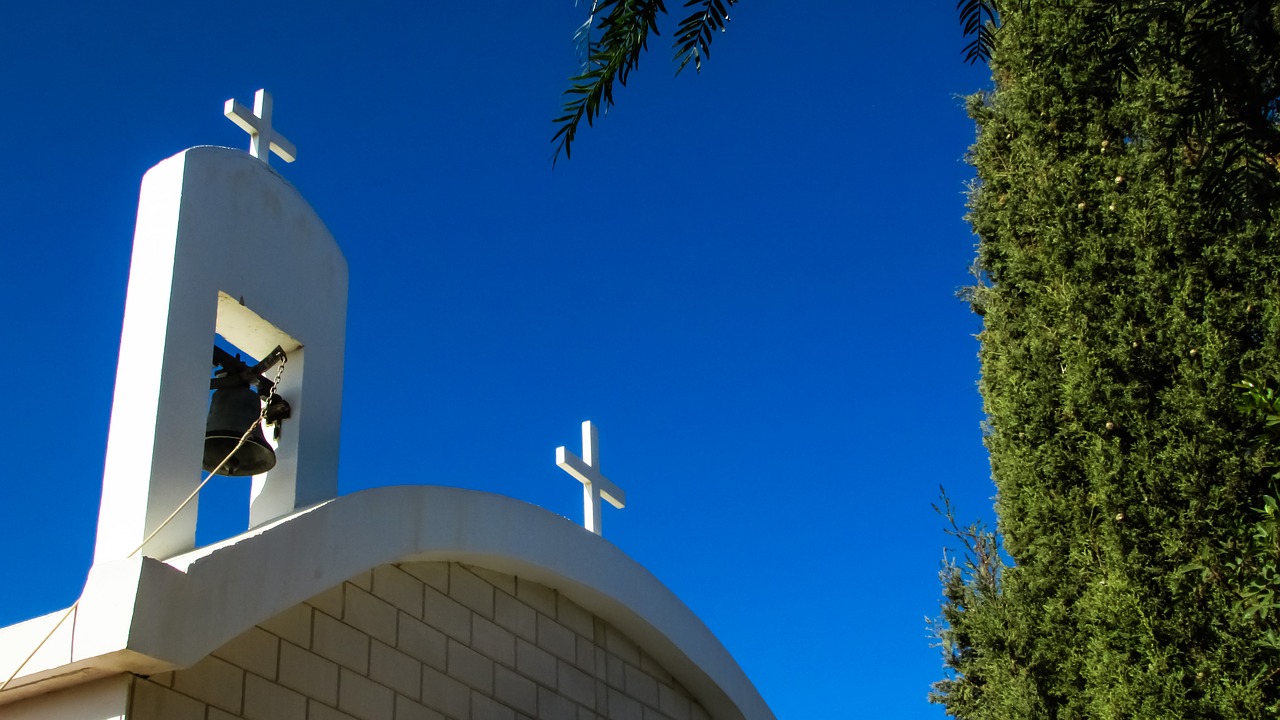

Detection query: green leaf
(552, 0), (669, 164)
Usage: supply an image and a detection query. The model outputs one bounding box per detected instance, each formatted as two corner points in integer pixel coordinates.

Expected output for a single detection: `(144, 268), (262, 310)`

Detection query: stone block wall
(129, 562), (713, 720)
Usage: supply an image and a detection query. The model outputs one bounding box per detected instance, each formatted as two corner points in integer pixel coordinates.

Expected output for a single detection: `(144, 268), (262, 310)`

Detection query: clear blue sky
(0, 3), (995, 717)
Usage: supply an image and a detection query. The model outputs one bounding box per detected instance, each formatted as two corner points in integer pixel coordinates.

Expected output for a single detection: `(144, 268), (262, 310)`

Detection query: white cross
(556, 421), (626, 536)
(224, 89), (297, 165)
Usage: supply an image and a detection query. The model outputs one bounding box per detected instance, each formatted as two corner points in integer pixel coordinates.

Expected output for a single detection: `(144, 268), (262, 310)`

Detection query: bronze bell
(203, 385), (277, 476)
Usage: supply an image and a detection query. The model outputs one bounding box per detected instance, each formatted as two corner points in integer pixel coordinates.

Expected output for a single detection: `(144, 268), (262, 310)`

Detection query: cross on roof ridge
(556, 421), (626, 536)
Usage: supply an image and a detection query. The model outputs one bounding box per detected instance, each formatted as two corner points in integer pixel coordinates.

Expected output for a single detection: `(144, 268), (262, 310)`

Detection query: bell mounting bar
(210, 345), (287, 391)
(209, 345), (292, 428)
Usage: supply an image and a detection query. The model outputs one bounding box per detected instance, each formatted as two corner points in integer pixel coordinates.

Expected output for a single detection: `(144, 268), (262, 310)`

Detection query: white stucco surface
(1, 676), (130, 720)
(0, 485), (774, 720)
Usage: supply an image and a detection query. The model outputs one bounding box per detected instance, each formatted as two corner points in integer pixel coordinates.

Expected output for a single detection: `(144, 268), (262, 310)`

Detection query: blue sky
(0, 2), (995, 716)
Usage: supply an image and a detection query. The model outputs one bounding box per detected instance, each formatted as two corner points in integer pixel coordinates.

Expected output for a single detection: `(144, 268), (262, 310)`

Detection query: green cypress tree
(935, 2), (1280, 717)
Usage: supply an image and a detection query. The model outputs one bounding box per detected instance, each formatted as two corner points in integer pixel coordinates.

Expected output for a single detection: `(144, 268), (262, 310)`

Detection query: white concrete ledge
(0, 485), (774, 720)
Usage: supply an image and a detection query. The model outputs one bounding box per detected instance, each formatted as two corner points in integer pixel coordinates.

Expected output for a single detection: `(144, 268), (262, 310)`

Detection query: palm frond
(553, 0), (668, 164)
(957, 0), (1000, 64)
(573, 0), (603, 71)
(553, 0), (1011, 161)
(673, 0), (738, 75)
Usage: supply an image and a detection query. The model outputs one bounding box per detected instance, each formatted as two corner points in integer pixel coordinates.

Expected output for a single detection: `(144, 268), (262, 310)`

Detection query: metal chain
(262, 352), (287, 421)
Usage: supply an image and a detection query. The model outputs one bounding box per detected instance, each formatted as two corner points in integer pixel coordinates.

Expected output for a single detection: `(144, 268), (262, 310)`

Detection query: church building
(0, 92), (773, 720)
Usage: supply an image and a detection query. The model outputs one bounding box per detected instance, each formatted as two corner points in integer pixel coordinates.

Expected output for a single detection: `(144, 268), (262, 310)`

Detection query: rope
(0, 377), (279, 694)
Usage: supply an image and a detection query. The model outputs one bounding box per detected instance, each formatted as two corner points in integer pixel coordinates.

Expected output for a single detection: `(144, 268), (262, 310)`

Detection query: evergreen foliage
(1222, 381), (1280, 658)
(934, 2), (1280, 717)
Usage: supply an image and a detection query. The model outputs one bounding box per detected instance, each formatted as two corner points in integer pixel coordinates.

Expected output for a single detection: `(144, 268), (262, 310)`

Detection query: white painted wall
(1, 676), (129, 720)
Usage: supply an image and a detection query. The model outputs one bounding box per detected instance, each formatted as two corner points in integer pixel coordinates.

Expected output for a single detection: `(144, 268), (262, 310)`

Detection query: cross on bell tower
(224, 89), (297, 165)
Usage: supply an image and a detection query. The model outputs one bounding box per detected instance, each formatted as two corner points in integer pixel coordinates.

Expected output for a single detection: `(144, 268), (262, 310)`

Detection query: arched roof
(0, 485), (774, 720)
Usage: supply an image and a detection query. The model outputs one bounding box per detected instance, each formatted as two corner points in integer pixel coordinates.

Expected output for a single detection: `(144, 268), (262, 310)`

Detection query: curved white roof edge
(0, 485), (775, 720)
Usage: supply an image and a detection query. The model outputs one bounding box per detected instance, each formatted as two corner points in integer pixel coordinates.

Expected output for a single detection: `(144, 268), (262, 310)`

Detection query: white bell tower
(93, 107), (347, 562)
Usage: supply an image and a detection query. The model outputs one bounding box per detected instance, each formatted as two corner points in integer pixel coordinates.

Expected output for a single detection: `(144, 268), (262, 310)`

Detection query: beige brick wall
(128, 562), (713, 720)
